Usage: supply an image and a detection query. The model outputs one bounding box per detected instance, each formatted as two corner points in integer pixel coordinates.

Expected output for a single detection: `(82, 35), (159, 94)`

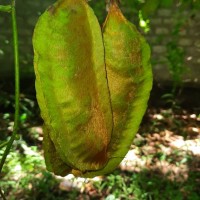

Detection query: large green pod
(33, 0), (113, 176)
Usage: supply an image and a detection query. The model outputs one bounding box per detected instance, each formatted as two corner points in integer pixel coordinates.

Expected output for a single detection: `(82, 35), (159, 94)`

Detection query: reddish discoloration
(47, 5), (56, 15)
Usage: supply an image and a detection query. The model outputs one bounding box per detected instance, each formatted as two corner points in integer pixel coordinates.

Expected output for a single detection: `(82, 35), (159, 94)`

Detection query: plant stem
(0, 0), (20, 174)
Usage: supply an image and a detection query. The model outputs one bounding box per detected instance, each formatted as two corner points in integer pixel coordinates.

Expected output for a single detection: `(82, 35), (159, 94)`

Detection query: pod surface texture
(33, 0), (152, 178)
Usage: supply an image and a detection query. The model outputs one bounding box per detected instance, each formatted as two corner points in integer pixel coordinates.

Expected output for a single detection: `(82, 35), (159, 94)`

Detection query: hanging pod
(33, 0), (152, 178)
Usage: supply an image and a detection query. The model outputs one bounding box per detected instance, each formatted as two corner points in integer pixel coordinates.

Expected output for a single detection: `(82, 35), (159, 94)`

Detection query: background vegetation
(0, 0), (200, 199)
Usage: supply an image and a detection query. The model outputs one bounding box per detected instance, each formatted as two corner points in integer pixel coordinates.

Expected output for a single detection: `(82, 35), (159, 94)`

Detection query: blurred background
(0, 0), (200, 199)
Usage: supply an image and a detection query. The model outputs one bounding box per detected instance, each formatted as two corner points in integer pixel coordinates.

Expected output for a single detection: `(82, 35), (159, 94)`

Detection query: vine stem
(0, 0), (20, 175)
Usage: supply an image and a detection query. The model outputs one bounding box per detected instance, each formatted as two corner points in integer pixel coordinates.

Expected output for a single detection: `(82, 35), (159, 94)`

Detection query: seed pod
(82, 1), (153, 177)
(33, 0), (113, 176)
(33, 0), (152, 178)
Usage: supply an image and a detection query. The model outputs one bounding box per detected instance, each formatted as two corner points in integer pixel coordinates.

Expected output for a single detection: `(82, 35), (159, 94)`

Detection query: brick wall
(0, 0), (200, 87)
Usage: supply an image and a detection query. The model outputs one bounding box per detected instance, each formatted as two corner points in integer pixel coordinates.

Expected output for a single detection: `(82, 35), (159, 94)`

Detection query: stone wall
(147, 7), (200, 87)
(0, 0), (200, 87)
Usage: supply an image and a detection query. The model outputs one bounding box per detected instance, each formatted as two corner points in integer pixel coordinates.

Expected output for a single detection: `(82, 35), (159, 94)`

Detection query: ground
(0, 90), (200, 200)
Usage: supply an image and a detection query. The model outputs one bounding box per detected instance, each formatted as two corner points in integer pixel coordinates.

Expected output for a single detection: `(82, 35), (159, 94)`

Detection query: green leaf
(160, 0), (173, 8)
(141, 0), (160, 19)
(0, 5), (12, 13)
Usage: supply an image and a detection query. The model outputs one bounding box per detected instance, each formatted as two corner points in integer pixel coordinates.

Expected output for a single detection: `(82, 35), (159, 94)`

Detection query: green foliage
(138, 11), (150, 33)
(160, 0), (174, 8)
(161, 93), (181, 110)
(165, 14), (189, 93)
(0, 5), (12, 13)
(0, 92), (37, 120)
(141, 0), (160, 19)
(93, 169), (200, 200)
(1, 105), (199, 199)
(0, 139), (80, 200)
(88, 0), (107, 24)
